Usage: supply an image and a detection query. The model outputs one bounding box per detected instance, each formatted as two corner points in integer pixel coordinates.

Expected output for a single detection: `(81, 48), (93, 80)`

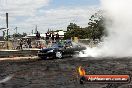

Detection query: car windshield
(51, 43), (64, 48)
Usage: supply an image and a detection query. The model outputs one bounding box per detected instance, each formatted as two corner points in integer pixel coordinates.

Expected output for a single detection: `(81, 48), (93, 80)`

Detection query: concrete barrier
(0, 49), (40, 58)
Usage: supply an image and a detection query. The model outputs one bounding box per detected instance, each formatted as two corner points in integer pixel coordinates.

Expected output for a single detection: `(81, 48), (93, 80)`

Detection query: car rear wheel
(56, 51), (62, 59)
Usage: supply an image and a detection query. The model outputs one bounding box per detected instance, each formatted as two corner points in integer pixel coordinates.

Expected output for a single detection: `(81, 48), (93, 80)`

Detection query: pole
(6, 13), (8, 28)
(35, 25), (37, 34)
(6, 13), (9, 49)
(16, 27), (17, 34)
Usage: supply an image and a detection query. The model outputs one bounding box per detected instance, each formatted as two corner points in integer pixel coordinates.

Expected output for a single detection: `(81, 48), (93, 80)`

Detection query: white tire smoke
(79, 0), (132, 57)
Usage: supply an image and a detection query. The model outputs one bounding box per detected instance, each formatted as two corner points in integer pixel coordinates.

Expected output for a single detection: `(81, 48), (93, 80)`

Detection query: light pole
(6, 13), (9, 49)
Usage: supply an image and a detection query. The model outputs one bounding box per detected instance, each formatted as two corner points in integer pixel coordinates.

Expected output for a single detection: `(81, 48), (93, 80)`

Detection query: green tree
(22, 32), (27, 37)
(65, 11), (106, 40)
(67, 23), (80, 31)
(88, 12), (106, 40)
(65, 23), (87, 39)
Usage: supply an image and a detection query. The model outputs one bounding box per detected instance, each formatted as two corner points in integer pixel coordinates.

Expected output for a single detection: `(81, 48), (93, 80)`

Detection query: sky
(0, 0), (100, 35)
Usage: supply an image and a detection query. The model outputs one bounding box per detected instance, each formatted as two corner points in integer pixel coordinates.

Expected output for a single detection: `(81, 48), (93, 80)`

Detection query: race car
(37, 41), (86, 59)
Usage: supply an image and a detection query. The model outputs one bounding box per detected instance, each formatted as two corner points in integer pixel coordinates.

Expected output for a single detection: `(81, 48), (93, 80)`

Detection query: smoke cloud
(79, 0), (132, 57)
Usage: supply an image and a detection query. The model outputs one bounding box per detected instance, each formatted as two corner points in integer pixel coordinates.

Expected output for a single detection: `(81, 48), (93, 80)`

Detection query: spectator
(45, 33), (49, 40)
(20, 39), (23, 50)
(56, 33), (59, 42)
(36, 31), (40, 40)
(51, 33), (55, 42)
(27, 39), (31, 48)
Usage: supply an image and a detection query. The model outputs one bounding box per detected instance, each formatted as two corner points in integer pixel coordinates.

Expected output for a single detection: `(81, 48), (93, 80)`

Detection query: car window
(51, 43), (63, 48)
(65, 42), (72, 47)
(72, 42), (81, 48)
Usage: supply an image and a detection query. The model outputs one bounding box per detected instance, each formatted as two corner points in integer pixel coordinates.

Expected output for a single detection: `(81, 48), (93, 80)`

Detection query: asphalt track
(0, 57), (132, 88)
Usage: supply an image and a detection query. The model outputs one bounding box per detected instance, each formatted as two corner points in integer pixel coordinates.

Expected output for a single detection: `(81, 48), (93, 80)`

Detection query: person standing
(20, 39), (23, 50)
(51, 33), (55, 43)
(27, 39), (31, 48)
(56, 33), (59, 42)
(36, 31), (40, 40)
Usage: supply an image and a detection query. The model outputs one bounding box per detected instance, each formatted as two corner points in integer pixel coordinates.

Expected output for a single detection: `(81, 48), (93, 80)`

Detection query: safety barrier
(0, 49), (39, 58)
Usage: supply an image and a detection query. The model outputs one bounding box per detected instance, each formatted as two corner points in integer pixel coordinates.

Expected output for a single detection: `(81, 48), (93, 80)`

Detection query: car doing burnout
(37, 42), (86, 59)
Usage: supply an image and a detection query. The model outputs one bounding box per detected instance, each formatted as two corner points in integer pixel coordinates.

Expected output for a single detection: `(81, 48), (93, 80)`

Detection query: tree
(65, 11), (106, 40)
(13, 33), (22, 38)
(22, 32), (27, 37)
(67, 23), (80, 31)
(65, 23), (88, 39)
(87, 11), (106, 40)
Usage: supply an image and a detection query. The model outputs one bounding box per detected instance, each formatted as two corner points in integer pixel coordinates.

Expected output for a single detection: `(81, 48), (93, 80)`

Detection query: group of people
(19, 39), (32, 49)
(46, 32), (60, 45)
(46, 32), (59, 41)
(16, 32), (61, 49)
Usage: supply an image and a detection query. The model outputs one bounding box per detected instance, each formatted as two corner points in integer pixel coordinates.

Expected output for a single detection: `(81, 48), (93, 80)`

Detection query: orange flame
(78, 66), (86, 76)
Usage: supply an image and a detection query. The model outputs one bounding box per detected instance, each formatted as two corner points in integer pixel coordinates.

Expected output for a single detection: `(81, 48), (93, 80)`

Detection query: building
(46, 30), (66, 39)
(24, 30), (66, 40)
